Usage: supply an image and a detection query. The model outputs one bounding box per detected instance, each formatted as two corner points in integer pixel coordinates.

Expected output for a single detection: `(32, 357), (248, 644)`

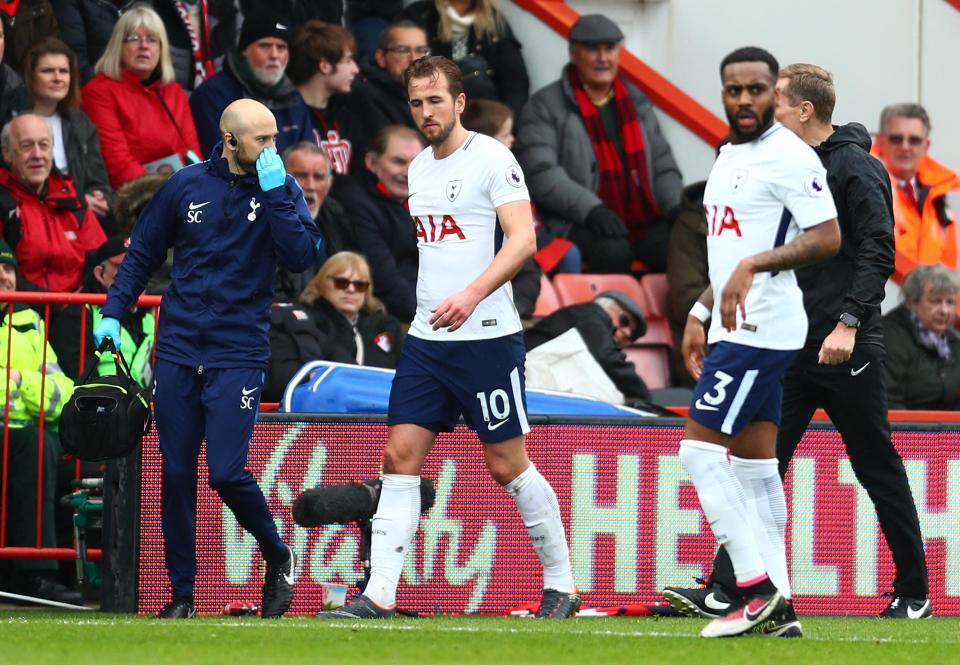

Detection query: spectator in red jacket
(0, 114), (106, 291)
(81, 5), (201, 188)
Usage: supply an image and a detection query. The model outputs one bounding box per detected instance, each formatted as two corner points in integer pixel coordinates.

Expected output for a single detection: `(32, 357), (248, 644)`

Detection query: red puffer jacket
(82, 69), (202, 188)
(0, 168), (106, 292)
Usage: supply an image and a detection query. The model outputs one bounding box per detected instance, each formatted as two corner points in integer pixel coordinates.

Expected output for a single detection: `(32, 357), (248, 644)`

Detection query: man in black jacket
(525, 290), (650, 401)
(274, 142), (358, 303)
(356, 20), (426, 130)
(663, 63), (931, 626)
(339, 125), (424, 322)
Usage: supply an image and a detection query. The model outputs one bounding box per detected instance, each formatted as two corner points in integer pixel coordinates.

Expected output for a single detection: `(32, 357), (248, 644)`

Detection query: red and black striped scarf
(568, 67), (660, 239)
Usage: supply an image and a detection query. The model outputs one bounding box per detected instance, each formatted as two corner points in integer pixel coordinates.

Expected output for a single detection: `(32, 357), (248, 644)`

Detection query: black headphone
(227, 133), (238, 147)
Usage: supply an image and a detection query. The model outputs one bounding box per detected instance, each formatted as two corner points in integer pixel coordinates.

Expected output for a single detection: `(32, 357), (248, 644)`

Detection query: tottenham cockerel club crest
(446, 179), (462, 202)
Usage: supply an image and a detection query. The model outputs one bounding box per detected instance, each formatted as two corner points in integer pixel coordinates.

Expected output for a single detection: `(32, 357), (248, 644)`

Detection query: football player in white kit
(317, 56), (580, 619)
(666, 47), (841, 638)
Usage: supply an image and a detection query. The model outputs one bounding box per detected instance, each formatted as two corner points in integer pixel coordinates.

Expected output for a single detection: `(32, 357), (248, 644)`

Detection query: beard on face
(235, 142), (259, 175)
(252, 63), (285, 87)
(423, 116), (456, 147)
(726, 103), (775, 143)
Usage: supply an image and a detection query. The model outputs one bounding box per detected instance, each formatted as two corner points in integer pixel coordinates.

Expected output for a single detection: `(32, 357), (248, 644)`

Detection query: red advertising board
(137, 418), (960, 615)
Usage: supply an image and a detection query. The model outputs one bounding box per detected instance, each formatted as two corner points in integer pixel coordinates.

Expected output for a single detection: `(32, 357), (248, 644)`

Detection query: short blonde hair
(95, 5), (175, 84)
(300, 251), (385, 313)
(778, 63), (835, 124)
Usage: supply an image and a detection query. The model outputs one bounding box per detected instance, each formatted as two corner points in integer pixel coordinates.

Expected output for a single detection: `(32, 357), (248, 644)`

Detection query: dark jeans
(709, 342), (929, 598)
(1, 425), (59, 574)
(569, 217), (671, 273)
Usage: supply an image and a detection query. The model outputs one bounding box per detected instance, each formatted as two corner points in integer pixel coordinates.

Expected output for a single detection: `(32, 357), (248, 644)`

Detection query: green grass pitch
(2, 611), (959, 665)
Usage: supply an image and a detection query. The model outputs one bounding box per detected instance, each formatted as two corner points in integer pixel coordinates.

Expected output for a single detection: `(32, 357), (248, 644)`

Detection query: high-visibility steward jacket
(871, 148), (960, 275)
(90, 305), (154, 388)
(0, 306), (74, 429)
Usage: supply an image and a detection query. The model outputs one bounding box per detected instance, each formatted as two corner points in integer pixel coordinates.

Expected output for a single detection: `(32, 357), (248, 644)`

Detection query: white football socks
(364, 473), (421, 608)
(731, 455), (791, 599)
(503, 464), (576, 594)
(679, 440), (767, 586)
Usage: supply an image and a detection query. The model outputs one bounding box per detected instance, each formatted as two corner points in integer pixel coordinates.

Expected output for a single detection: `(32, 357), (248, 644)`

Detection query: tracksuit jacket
(102, 143), (322, 370)
(798, 122), (895, 349)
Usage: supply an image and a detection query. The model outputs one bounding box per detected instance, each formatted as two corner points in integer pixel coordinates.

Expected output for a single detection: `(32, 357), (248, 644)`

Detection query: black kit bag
(59, 339), (152, 462)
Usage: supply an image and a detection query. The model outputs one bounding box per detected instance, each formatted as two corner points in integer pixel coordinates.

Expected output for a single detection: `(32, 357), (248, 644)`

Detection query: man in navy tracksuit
(96, 99), (322, 619)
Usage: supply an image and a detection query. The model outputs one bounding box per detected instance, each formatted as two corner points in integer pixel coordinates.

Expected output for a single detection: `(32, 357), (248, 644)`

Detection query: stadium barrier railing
(0, 291), (161, 567)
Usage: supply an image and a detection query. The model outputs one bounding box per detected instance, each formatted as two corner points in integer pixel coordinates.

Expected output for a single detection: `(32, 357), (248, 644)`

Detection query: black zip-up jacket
(525, 302), (651, 401)
(266, 298), (405, 401)
(798, 122), (895, 347)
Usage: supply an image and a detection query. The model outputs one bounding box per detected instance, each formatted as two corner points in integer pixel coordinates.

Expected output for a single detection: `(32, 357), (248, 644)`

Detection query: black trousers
(709, 342), (929, 598)
(1, 425), (59, 575)
(568, 217), (671, 273)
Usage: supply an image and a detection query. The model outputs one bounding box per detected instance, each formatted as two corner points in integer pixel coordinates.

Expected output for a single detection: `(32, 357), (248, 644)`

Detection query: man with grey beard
(190, 7), (312, 157)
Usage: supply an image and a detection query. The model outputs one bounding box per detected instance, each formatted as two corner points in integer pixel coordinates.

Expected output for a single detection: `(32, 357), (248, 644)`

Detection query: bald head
(1, 114), (54, 192)
(219, 99), (279, 175)
(220, 99), (276, 138)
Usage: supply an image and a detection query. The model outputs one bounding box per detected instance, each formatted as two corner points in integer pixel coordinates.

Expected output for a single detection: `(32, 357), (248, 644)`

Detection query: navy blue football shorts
(388, 332), (530, 443)
(688, 341), (798, 436)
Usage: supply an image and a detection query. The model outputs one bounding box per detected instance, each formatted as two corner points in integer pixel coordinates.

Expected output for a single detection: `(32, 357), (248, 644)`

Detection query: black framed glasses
(384, 46), (431, 57)
(329, 276), (370, 292)
(886, 134), (925, 147)
(618, 313), (636, 336)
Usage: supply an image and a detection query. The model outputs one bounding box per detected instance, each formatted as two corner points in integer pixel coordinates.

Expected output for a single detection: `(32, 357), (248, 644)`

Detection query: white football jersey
(407, 132), (530, 341)
(704, 123), (838, 350)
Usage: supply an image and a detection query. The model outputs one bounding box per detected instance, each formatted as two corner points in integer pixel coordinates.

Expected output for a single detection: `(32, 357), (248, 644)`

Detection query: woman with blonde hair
(401, 0), (529, 116)
(81, 5), (201, 188)
(266, 252), (405, 400)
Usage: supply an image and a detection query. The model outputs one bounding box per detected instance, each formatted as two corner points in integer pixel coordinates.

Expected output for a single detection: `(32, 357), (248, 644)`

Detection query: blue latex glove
(256, 147), (286, 191)
(94, 317), (121, 352)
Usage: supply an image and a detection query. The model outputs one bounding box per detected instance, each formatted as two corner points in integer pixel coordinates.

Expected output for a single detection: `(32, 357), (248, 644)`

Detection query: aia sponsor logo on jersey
(705, 204), (742, 237)
(373, 333), (393, 353)
(413, 215), (466, 243)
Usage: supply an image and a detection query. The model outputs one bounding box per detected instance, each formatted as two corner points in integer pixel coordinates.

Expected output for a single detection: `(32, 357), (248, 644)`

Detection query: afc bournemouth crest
(446, 179), (462, 202)
(373, 333), (393, 353)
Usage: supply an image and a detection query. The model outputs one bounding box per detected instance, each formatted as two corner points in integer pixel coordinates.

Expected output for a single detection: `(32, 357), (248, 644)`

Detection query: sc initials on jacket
(413, 214), (466, 243)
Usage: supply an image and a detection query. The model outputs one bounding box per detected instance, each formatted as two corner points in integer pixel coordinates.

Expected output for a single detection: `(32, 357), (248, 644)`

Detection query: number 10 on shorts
(476, 389), (511, 427)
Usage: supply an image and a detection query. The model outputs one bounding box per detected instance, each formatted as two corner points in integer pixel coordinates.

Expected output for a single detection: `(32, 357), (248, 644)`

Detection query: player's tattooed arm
(720, 218), (840, 331)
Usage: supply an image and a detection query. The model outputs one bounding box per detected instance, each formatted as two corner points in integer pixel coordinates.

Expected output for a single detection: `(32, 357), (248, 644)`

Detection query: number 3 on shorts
(701, 370), (734, 407)
(476, 389), (511, 423)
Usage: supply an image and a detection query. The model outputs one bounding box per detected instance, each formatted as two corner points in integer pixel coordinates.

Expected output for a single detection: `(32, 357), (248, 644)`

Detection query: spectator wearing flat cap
(189, 7), (312, 157)
(50, 235), (155, 387)
(525, 290), (651, 401)
(516, 14), (682, 274)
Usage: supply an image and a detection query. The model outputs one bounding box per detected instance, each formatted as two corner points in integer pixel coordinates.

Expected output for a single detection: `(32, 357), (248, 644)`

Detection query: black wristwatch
(839, 312), (861, 329)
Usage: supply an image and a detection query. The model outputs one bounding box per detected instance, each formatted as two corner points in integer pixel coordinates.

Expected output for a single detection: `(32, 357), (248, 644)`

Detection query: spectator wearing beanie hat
(189, 7), (312, 156)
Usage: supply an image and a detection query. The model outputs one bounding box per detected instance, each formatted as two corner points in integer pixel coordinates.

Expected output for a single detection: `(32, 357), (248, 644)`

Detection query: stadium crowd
(0, 0), (956, 611)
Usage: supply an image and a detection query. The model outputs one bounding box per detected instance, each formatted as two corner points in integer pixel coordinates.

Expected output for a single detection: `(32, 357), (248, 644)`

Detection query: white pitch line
(3, 616), (956, 645)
